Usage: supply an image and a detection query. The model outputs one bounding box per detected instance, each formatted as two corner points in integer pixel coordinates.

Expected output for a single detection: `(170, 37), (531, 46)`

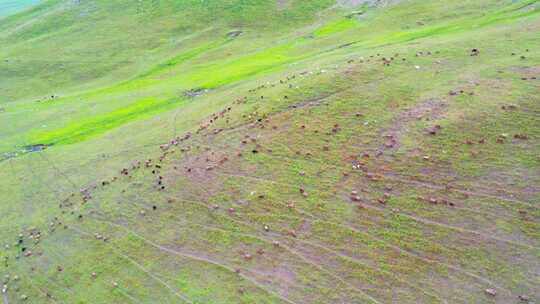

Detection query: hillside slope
(0, 0), (539, 303)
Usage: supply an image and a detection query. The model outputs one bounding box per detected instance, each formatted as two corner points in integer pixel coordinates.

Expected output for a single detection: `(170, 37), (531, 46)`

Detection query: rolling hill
(0, 0), (539, 303)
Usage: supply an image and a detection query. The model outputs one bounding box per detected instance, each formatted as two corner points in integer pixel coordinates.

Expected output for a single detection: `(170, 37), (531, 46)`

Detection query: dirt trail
(188, 170), (520, 295)
(90, 212), (384, 303)
(160, 178), (514, 297)
(71, 226), (194, 303)
(219, 168), (538, 249)
(96, 220), (300, 304)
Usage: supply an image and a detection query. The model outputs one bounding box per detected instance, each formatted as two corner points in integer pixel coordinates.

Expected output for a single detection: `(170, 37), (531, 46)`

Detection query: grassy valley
(0, 0), (539, 303)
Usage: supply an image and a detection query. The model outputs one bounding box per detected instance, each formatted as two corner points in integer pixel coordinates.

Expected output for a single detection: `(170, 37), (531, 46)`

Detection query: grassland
(0, 0), (539, 303)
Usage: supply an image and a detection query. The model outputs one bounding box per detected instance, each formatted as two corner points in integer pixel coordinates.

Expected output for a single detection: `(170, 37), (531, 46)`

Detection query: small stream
(0, 143), (49, 163)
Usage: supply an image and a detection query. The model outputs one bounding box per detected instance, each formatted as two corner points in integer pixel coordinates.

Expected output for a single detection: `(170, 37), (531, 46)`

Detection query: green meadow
(0, 0), (539, 303)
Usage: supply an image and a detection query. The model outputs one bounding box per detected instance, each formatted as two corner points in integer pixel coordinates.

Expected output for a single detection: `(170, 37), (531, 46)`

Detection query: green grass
(1, 0), (539, 303)
(29, 96), (188, 145)
(313, 18), (361, 37)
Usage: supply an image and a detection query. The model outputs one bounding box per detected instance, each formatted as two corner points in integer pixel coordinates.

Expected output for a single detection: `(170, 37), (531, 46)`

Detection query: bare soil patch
(380, 98), (448, 151)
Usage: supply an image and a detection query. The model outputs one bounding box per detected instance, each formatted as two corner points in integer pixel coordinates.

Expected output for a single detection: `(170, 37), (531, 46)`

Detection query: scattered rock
(184, 88), (208, 98)
(484, 288), (497, 297)
(518, 295), (530, 302)
(24, 144), (48, 153)
(227, 31), (243, 38)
